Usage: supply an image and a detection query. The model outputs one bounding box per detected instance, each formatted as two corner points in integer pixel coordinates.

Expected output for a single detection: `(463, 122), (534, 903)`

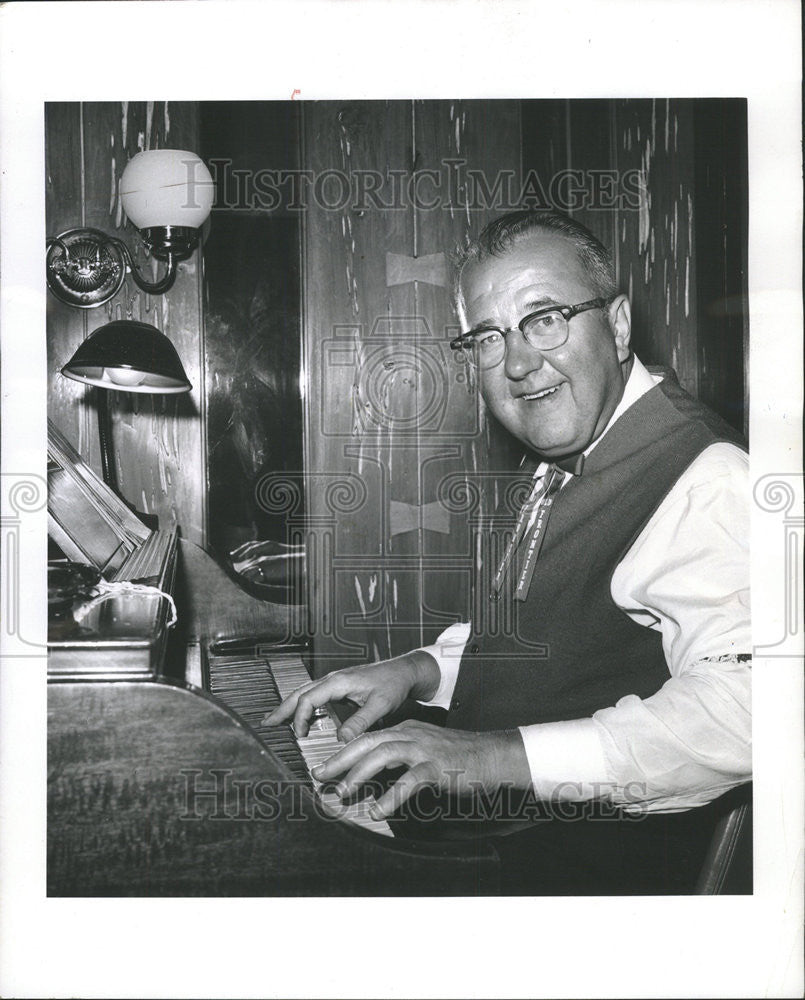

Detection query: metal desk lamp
(61, 320), (192, 528)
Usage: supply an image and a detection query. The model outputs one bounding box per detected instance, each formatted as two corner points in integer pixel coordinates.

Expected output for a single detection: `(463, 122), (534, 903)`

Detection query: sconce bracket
(141, 225), (199, 263)
(46, 226), (187, 307)
(46, 228), (127, 309)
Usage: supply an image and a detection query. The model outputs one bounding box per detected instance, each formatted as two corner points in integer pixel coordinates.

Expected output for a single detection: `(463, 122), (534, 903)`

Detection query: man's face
(460, 231), (631, 459)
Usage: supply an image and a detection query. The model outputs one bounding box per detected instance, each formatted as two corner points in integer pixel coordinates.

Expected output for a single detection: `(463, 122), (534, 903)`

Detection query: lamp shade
(120, 149), (214, 230)
(61, 321), (192, 394)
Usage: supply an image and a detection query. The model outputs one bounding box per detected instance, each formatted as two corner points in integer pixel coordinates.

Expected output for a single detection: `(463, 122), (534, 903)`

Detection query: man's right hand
(260, 650), (441, 742)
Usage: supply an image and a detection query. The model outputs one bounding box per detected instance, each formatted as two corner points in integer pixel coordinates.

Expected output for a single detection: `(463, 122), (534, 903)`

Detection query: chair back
(695, 784), (753, 894)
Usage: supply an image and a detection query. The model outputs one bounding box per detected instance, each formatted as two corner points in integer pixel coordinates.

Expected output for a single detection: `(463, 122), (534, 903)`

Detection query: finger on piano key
(309, 731), (390, 785)
(261, 679), (317, 727)
(209, 653), (396, 837)
(289, 679), (346, 738)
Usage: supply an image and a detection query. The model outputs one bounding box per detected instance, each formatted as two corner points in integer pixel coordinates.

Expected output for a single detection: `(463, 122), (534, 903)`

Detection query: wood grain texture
(613, 99), (699, 397)
(303, 101), (415, 671)
(564, 99), (620, 255)
(413, 100), (523, 643)
(46, 103), (93, 463)
(302, 101), (522, 675)
(521, 100), (707, 398)
(48, 679), (499, 895)
(692, 100), (748, 433)
(46, 102), (207, 546)
(174, 538), (302, 648)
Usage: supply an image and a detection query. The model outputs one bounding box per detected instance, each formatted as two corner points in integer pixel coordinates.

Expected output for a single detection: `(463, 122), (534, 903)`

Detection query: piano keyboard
(207, 651), (394, 838)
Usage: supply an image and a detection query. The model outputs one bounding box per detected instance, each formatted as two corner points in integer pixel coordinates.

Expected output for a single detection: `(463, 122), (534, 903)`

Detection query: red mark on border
(291, 89), (301, 100)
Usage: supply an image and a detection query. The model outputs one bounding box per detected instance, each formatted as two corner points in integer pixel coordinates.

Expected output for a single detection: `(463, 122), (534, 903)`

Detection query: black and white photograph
(42, 95), (753, 899)
(0, 2), (802, 999)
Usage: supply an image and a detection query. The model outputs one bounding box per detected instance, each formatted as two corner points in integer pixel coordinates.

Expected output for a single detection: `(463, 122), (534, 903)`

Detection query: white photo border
(0, 2), (802, 998)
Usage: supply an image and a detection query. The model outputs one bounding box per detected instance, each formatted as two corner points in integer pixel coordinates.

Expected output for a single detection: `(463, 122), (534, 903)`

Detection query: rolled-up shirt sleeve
(518, 442), (751, 812)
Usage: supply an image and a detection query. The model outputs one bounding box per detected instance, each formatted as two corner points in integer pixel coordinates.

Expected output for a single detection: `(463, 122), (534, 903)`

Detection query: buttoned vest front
(446, 370), (746, 732)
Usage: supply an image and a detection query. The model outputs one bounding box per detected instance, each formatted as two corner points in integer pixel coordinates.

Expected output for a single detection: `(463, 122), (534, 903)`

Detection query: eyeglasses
(450, 297), (614, 370)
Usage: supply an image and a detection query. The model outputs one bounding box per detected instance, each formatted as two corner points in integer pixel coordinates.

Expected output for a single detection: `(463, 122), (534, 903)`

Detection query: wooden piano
(47, 421), (500, 896)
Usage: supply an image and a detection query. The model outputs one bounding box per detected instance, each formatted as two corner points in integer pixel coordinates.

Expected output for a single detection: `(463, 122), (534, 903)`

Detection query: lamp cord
(96, 388), (119, 493)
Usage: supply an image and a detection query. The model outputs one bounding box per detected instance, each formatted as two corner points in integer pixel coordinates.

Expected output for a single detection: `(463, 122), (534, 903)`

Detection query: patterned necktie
(491, 452), (584, 602)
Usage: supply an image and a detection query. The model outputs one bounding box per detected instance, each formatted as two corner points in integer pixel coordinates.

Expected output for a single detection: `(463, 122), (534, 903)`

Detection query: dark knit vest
(446, 369), (746, 732)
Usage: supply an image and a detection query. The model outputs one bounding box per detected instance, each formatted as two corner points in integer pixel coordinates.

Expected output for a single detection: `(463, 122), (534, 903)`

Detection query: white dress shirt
(418, 356), (751, 813)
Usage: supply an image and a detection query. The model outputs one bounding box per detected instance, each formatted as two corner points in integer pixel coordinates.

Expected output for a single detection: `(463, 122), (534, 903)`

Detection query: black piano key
(205, 651), (350, 803)
(208, 653), (307, 771)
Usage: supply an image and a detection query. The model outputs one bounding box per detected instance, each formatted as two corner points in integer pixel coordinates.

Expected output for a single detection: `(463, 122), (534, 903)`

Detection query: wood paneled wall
(301, 100), (522, 674)
(522, 98), (747, 430)
(45, 99), (745, 662)
(46, 102), (207, 546)
(303, 98), (747, 674)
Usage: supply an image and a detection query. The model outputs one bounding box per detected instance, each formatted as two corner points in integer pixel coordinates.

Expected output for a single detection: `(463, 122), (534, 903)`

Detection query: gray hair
(452, 209), (618, 320)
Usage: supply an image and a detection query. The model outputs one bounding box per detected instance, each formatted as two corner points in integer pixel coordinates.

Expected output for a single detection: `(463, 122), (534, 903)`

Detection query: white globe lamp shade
(120, 149), (214, 229)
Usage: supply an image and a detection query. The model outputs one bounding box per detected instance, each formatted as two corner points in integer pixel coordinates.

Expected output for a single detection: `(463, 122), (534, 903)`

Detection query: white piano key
(212, 652), (394, 838)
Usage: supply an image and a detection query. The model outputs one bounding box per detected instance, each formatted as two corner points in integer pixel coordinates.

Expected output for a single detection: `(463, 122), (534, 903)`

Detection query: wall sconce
(61, 320), (192, 526)
(46, 149), (214, 308)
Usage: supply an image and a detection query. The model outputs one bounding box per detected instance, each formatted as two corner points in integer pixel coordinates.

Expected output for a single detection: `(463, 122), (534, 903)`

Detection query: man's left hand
(310, 720), (532, 820)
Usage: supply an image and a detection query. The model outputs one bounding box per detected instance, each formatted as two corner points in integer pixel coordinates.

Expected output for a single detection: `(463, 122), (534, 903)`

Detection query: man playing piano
(266, 210), (751, 895)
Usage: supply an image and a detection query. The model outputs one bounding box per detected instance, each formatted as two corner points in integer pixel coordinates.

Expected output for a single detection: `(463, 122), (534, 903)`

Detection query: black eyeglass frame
(449, 295), (616, 361)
